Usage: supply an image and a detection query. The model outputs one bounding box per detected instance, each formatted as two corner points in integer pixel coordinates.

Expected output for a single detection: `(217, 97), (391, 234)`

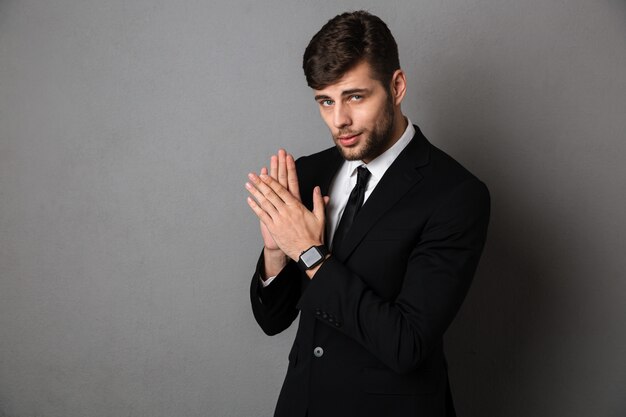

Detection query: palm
(257, 152), (301, 252)
(260, 221), (280, 250)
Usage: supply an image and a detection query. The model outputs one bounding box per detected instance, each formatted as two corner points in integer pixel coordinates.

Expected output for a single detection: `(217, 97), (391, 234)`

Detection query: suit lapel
(333, 127), (431, 262)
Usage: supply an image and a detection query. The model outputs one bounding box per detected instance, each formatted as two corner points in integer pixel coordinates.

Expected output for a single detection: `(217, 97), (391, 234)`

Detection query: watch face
(301, 247), (322, 267)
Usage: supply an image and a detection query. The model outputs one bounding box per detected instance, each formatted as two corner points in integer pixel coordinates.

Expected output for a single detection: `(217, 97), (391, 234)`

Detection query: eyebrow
(314, 88), (371, 101)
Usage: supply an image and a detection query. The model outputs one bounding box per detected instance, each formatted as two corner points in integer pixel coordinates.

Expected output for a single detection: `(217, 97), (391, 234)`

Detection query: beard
(333, 95), (395, 162)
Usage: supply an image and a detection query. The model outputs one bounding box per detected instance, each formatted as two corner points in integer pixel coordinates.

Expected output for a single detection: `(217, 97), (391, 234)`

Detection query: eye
(320, 99), (334, 107)
(349, 95), (363, 102)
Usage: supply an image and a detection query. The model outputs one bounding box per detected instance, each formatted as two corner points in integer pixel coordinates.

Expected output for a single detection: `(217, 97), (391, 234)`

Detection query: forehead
(313, 61), (382, 96)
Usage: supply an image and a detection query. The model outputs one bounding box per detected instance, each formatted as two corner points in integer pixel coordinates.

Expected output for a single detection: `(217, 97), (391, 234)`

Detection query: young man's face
(313, 61), (398, 163)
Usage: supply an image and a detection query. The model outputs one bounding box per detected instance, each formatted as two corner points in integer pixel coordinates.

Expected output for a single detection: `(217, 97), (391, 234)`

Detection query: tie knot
(356, 166), (371, 188)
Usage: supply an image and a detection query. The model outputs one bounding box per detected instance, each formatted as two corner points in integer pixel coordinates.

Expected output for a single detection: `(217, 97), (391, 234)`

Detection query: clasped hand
(245, 150), (327, 261)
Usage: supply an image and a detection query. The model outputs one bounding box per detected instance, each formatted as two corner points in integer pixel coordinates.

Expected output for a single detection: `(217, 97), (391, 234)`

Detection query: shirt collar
(346, 118), (415, 180)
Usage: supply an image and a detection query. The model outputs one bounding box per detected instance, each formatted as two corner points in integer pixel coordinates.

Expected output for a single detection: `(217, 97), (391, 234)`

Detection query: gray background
(1, 0), (625, 416)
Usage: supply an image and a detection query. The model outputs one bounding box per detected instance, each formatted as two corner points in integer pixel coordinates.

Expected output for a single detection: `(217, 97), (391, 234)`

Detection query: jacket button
(313, 347), (324, 358)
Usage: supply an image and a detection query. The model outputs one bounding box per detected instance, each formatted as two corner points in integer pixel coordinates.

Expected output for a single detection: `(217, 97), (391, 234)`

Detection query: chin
(335, 143), (365, 161)
(341, 149), (372, 162)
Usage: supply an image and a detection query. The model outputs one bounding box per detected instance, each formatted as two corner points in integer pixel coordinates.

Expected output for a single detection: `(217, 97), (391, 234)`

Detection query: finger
(278, 149), (288, 188)
(312, 186), (325, 221)
(246, 196), (273, 227)
(286, 153), (301, 200)
(270, 155), (278, 180)
(249, 173), (288, 209)
(259, 173), (298, 206)
(260, 166), (268, 176)
(246, 180), (280, 217)
(323, 196), (330, 205)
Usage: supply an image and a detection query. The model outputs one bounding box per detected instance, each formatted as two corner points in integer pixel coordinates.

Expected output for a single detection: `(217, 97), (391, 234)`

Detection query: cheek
(318, 109), (334, 129)
(355, 108), (379, 129)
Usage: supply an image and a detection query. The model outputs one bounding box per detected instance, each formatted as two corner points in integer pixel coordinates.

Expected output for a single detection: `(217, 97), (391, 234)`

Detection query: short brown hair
(303, 11), (400, 90)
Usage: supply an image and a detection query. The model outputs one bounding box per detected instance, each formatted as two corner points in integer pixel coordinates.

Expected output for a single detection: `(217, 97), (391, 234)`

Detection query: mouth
(337, 132), (361, 147)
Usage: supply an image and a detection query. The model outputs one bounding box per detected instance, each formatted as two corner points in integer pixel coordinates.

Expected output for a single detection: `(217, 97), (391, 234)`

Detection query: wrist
(305, 254), (330, 279)
(263, 247), (289, 278)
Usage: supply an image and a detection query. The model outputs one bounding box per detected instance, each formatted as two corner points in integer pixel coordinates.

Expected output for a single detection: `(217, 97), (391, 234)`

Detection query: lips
(337, 133), (361, 146)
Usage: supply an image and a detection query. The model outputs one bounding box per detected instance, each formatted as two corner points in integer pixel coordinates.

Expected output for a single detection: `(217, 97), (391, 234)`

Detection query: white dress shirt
(262, 119), (415, 287)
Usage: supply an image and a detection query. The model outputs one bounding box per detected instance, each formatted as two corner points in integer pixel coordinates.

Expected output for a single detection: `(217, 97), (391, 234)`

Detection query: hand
(258, 149), (301, 252)
(246, 172), (327, 261)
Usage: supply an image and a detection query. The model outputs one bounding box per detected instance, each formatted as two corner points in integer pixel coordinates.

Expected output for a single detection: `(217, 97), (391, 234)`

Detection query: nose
(333, 103), (352, 129)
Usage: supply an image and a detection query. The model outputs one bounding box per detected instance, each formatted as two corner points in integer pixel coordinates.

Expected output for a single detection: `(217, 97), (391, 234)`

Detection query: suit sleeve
(249, 251), (302, 335)
(297, 178), (491, 374)
(249, 155), (317, 336)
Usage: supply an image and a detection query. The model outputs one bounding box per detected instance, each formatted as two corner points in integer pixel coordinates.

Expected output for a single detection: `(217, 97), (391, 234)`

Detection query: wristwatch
(297, 245), (329, 271)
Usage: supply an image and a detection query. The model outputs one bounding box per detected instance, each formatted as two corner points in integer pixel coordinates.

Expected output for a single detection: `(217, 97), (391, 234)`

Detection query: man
(245, 11), (490, 417)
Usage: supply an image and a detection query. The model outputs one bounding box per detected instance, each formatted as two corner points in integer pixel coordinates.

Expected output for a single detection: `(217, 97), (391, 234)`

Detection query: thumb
(312, 186), (325, 220)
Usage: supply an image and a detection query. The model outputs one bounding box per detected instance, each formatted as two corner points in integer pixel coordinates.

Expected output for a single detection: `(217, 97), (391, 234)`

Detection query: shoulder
(408, 130), (490, 210)
(294, 146), (342, 184)
(295, 146), (340, 170)
(423, 139), (486, 192)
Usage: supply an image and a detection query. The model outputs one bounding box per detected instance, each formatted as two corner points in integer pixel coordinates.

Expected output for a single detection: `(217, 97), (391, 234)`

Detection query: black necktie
(332, 166), (371, 251)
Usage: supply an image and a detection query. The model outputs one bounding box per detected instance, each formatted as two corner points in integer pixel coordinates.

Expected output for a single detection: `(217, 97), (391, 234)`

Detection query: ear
(390, 69), (407, 106)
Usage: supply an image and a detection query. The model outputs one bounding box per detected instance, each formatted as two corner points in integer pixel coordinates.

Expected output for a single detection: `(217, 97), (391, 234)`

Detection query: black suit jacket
(250, 126), (490, 417)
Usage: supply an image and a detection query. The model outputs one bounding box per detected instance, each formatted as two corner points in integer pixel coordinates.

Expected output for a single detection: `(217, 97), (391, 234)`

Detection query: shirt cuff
(260, 274), (277, 287)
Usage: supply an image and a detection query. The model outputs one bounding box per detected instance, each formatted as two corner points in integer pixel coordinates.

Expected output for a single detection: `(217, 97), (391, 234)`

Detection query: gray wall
(1, 1), (625, 416)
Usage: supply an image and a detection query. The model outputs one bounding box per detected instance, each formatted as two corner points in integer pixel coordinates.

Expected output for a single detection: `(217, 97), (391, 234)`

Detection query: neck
(365, 112), (407, 163)
(390, 112), (408, 146)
